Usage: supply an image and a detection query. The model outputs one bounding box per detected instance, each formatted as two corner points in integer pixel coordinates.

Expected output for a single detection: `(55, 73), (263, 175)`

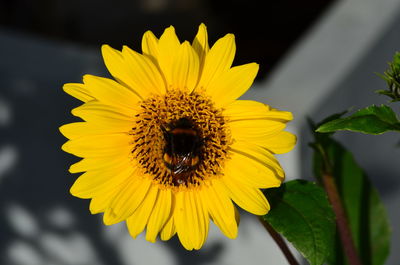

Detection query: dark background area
(0, 0), (335, 81)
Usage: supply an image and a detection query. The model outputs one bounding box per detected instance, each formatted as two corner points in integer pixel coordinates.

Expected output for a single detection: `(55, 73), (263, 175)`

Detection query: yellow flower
(60, 24), (296, 250)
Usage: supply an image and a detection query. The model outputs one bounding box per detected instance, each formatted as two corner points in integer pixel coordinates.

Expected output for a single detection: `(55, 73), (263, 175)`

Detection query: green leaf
(375, 89), (394, 97)
(309, 110), (349, 131)
(375, 88), (400, 102)
(312, 136), (391, 265)
(316, 105), (400, 135)
(262, 180), (336, 265)
(376, 51), (400, 101)
(393, 51), (400, 71)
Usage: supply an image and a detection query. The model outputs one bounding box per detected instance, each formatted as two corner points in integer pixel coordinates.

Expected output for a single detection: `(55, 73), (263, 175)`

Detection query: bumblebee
(162, 118), (202, 183)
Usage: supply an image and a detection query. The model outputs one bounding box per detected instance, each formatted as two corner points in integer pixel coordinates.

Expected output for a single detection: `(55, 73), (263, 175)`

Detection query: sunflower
(60, 23), (296, 250)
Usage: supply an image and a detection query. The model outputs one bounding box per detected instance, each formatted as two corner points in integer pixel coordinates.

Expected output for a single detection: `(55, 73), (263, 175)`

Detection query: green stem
(258, 217), (300, 265)
(322, 173), (363, 265)
(316, 143), (363, 265)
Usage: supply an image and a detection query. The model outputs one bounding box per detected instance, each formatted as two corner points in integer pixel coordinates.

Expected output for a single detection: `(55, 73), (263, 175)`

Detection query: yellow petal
(61, 134), (131, 158)
(142, 30), (159, 63)
(59, 122), (90, 140)
(104, 176), (152, 225)
(226, 100), (295, 154)
(63, 83), (94, 102)
(157, 26), (181, 85)
(222, 176), (270, 215)
(192, 191), (209, 249)
(207, 63), (259, 107)
(82, 74), (141, 112)
(225, 101), (295, 153)
(202, 181), (238, 239)
(160, 214), (176, 241)
(101, 45), (140, 96)
(224, 100), (293, 121)
(71, 101), (135, 126)
(171, 41), (200, 92)
(224, 150), (282, 189)
(229, 119), (287, 140)
(230, 140), (284, 179)
(68, 156), (127, 173)
(122, 46), (166, 94)
(90, 183), (123, 214)
(196, 33), (235, 91)
(126, 184), (159, 238)
(192, 23), (209, 75)
(59, 121), (132, 140)
(234, 206), (240, 226)
(174, 191), (209, 250)
(101, 45), (157, 98)
(174, 192), (192, 250)
(70, 161), (133, 198)
(258, 131), (297, 154)
(146, 189), (172, 243)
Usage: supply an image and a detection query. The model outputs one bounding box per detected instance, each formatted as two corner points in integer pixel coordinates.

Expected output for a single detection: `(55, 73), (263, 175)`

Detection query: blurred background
(1, 0), (400, 264)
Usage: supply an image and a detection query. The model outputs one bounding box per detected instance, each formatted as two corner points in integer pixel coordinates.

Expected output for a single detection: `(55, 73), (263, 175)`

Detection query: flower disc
(131, 89), (230, 189)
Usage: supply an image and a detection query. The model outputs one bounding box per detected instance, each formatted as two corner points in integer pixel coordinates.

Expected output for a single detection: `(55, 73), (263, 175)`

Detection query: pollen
(129, 90), (231, 190)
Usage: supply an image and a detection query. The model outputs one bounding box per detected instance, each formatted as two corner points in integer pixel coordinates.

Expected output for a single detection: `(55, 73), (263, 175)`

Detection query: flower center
(130, 90), (231, 190)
